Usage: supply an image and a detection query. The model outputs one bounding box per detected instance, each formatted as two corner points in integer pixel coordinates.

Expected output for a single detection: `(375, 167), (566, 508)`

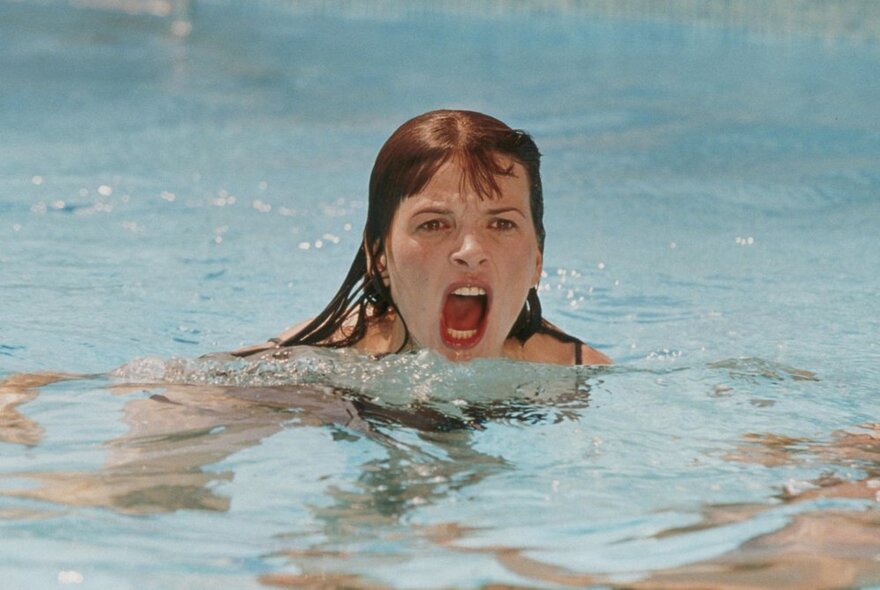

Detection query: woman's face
(381, 157), (542, 361)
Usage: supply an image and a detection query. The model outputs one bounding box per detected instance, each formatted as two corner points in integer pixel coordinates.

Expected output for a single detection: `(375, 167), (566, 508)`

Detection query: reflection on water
(2, 357), (879, 588)
(0, 381), (474, 514)
(708, 356), (819, 384)
(0, 350), (589, 517)
(0, 388), (41, 447)
(413, 507), (880, 590)
(0, 372), (81, 446)
(259, 421), (880, 589)
(0, 358), (880, 588)
(634, 425), (880, 589)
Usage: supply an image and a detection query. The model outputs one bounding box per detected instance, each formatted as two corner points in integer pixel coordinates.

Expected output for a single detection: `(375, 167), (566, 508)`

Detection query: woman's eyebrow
(485, 206), (527, 218)
(410, 206), (453, 217)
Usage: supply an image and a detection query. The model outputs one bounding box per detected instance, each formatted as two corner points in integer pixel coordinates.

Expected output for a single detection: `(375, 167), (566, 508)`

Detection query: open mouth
(440, 285), (489, 348)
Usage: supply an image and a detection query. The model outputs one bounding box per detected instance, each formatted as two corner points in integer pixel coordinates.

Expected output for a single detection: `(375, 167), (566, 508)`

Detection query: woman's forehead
(412, 158), (528, 201)
(397, 175), (531, 221)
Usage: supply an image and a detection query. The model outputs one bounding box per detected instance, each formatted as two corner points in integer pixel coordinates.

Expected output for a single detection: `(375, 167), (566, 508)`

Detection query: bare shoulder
(231, 311), (397, 357)
(230, 319), (314, 357)
(578, 342), (612, 365)
(276, 319), (315, 343)
(511, 331), (611, 366)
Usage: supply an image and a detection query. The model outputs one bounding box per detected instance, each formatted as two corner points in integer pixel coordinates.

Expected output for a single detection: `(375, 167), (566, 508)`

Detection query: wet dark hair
(274, 109), (553, 351)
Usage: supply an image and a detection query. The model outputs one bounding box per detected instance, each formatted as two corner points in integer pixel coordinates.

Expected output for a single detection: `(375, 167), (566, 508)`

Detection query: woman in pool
(234, 109), (610, 366)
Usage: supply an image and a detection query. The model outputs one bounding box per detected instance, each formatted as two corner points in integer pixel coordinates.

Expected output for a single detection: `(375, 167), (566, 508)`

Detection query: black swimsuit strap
(533, 322), (585, 365)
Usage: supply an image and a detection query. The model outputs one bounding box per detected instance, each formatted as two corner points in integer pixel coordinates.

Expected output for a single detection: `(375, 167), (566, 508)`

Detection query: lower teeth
(447, 328), (476, 340)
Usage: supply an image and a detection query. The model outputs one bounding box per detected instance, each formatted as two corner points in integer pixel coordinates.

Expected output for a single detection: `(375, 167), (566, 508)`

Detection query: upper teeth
(452, 286), (486, 296)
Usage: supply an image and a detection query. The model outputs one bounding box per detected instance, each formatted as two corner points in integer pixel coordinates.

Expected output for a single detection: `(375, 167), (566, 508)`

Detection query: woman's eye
(490, 218), (518, 231)
(417, 219), (446, 232)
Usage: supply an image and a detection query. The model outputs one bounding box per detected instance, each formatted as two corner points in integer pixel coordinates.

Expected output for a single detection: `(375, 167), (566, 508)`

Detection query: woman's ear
(531, 250), (543, 288)
(377, 253), (390, 286)
(364, 238), (390, 286)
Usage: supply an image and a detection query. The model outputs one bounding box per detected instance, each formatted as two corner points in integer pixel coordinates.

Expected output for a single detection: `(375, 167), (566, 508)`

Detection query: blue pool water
(2, 1), (880, 588)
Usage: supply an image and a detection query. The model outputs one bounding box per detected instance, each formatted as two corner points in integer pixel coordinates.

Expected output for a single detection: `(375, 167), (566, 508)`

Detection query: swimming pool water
(2, 1), (880, 588)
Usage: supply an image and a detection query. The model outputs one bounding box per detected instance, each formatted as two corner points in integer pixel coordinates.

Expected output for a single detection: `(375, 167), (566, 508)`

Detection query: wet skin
(380, 158), (542, 361)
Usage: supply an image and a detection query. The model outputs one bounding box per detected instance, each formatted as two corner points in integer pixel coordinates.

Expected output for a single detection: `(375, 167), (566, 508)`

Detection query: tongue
(443, 295), (485, 331)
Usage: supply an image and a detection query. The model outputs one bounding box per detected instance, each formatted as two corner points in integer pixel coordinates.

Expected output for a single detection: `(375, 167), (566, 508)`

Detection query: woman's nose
(451, 231), (488, 269)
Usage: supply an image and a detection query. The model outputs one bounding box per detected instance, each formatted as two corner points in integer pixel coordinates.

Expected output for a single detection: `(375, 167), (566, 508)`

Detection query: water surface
(1, 1), (879, 588)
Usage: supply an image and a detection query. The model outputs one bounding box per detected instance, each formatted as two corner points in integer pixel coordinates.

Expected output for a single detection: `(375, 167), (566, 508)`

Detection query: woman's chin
(436, 340), (504, 362)
(438, 317), (490, 353)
